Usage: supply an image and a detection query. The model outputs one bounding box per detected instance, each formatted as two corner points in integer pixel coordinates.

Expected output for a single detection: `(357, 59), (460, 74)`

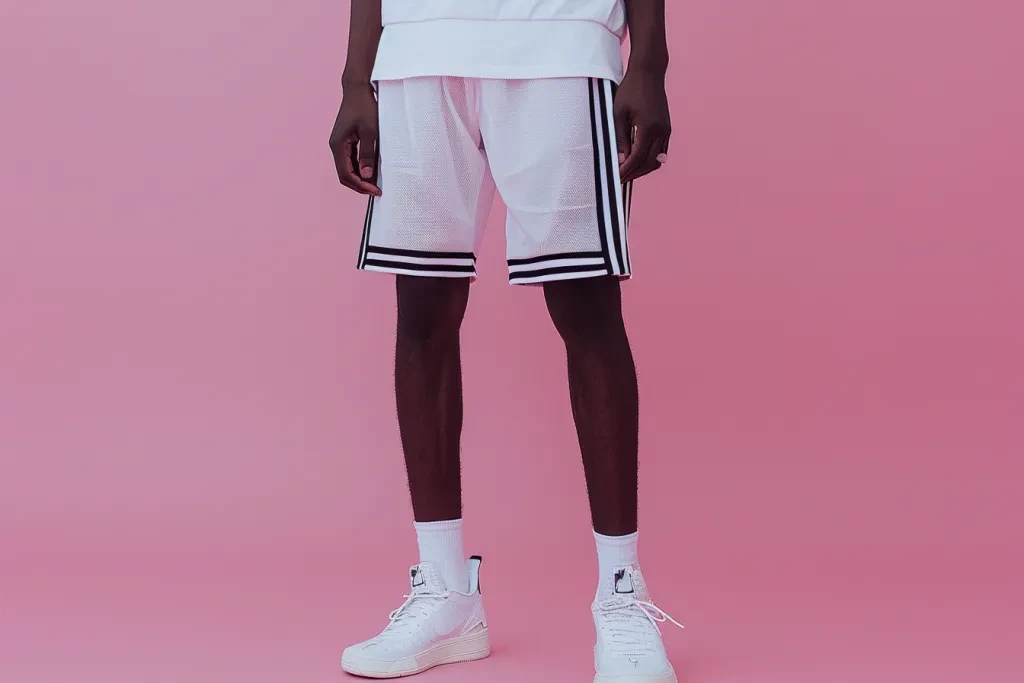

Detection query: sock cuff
(594, 530), (639, 546)
(594, 530), (639, 577)
(414, 518), (463, 533)
(414, 518), (467, 592)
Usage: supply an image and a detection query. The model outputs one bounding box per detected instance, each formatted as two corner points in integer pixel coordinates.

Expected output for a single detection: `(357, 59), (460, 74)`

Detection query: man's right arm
(330, 0), (384, 196)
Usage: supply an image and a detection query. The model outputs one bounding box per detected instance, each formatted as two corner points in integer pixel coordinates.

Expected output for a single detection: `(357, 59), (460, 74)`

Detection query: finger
(336, 136), (379, 195)
(613, 106), (633, 166)
(619, 126), (657, 183)
(333, 138), (359, 188)
(357, 125), (379, 181)
(626, 161), (661, 183)
(653, 132), (672, 166)
(354, 130), (381, 196)
(623, 134), (669, 183)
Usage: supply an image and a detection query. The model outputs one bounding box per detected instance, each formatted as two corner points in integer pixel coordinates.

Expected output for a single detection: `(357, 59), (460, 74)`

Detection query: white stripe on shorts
(507, 252), (608, 284)
(361, 245), (477, 278)
(590, 79), (621, 276)
(601, 79), (631, 274)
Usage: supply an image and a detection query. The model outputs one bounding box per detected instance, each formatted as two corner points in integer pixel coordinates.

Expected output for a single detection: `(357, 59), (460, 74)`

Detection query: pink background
(2, 1), (1022, 682)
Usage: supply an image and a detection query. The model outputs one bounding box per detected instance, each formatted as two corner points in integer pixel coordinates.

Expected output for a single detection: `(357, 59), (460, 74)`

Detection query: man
(329, 1), (679, 680)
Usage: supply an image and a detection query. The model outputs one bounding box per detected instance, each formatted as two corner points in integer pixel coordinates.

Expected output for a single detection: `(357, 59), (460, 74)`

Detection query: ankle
(594, 530), (640, 594)
(415, 519), (469, 592)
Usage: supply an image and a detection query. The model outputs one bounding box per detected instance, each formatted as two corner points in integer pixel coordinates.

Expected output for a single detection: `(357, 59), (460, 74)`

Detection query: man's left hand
(614, 70), (672, 184)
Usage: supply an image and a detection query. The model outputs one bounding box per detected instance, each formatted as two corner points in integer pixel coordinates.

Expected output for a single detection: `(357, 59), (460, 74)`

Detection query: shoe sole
(342, 628), (490, 679)
(594, 672), (678, 683)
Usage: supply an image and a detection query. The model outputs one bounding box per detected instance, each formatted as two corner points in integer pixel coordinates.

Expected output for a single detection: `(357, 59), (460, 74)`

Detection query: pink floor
(5, 537), (1021, 683)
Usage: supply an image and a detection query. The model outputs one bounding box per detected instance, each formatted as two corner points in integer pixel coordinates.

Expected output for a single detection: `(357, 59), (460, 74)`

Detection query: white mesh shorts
(356, 77), (634, 285)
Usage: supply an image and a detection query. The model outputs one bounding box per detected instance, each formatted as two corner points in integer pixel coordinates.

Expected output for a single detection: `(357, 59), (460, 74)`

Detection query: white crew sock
(414, 519), (468, 592)
(594, 530), (639, 591)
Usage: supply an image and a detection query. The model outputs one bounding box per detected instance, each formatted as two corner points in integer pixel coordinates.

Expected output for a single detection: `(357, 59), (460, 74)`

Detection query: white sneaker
(593, 566), (684, 683)
(341, 556), (489, 678)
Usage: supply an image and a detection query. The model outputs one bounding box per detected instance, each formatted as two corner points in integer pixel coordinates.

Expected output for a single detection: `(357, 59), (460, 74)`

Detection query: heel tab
(467, 555), (483, 594)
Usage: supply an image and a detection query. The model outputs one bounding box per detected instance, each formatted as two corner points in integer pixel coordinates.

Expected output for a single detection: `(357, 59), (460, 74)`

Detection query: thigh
(358, 77), (496, 279)
(479, 78), (632, 285)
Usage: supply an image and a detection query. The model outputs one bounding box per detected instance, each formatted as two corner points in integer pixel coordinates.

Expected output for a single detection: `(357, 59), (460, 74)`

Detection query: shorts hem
(362, 264), (477, 280)
(359, 245), (477, 279)
(507, 251), (630, 285)
(509, 269), (631, 286)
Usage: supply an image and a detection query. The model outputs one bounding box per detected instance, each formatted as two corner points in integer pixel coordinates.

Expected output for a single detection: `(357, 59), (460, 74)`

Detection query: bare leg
(543, 276), (639, 536)
(394, 275), (470, 522)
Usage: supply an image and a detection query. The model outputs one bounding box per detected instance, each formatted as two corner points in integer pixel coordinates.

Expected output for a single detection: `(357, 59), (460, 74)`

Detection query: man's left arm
(617, 0), (672, 183)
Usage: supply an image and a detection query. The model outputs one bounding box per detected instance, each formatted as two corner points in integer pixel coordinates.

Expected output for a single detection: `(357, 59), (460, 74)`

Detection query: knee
(544, 277), (626, 347)
(396, 276), (470, 346)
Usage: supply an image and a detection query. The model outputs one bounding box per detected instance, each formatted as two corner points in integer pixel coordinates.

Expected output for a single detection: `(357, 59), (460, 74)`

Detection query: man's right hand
(329, 85), (382, 196)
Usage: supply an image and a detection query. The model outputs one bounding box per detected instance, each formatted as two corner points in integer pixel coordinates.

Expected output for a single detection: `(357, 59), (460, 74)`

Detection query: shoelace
(381, 591), (449, 637)
(596, 596), (684, 656)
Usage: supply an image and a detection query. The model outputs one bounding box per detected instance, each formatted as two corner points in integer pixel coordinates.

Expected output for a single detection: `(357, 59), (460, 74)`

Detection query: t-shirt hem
(372, 64), (623, 83)
(371, 18), (625, 83)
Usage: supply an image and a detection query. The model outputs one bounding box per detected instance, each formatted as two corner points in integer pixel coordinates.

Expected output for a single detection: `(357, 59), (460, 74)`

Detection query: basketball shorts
(356, 76), (633, 285)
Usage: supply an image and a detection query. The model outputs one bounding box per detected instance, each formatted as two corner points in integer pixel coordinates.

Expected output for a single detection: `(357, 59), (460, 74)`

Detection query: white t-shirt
(371, 0), (627, 84)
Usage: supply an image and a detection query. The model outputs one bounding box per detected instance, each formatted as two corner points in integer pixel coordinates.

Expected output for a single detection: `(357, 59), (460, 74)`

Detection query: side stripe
(624, 180), (633, 228)
(597, 80), (627, 275)
(602, 79), (631, 274)
(357, 195), (374, 268)
(610, 81), (634, 231)
(357, 144), (382, 269)
(587, 79), (614, 275)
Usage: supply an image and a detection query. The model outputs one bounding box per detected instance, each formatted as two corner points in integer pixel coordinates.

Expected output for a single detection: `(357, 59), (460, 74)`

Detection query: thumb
(613, 105), (632, 166)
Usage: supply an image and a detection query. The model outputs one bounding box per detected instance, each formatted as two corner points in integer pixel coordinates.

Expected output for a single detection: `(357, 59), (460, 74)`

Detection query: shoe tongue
(602, 565), (650, 602)
(408, 562), (446, 594)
